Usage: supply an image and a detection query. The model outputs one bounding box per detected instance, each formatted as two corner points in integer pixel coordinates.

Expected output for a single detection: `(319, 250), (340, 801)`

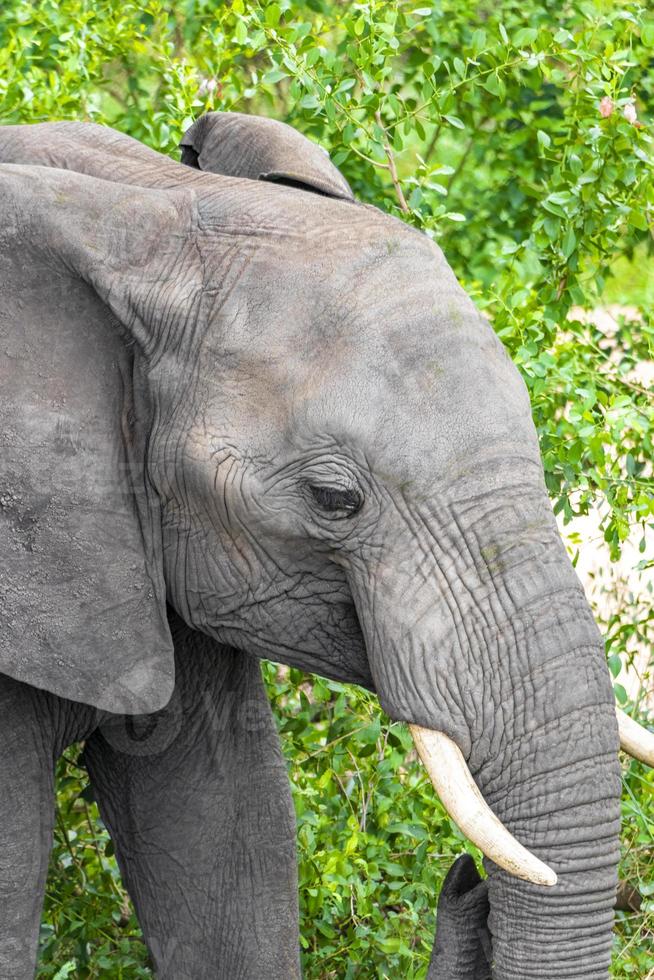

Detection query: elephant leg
(427, 854), (492, 980)
(0, 673), (99, 979)
(83, 615), (300, 980)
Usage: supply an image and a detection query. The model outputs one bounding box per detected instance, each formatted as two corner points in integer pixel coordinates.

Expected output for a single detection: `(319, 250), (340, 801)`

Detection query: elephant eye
(307, 483), (362, 518)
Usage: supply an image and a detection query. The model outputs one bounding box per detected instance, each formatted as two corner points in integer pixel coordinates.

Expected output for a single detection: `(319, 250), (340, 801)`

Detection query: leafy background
(0, 0), (652, 976)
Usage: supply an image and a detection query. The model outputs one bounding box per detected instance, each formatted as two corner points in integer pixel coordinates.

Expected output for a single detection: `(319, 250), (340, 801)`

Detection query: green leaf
(613, 683), (628, 706)
(299, 93), (320, 109)
(537, 129), (551, 149)
(385, 823), (428, 840)
(53, 963), (77, 980)
(263, 68), (289, 84)
(546, 190), (573, 206)
(409, 186), (422, 208)
(628, 208), (649, 231)
(264, 3), (281, 27)
(331, 149), (350, 166)
(483, 73), (504, 98)
(514, 27), (537, 48)
(334, 77), (356, 96)
(470, 28), (487, 56)
(234, 18), (248, 44)
(561, 226), (576, 258)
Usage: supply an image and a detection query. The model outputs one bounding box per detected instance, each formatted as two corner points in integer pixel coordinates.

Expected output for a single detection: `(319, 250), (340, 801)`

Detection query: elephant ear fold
(0, 164), (189, 715)
(179, 111), (354, 201)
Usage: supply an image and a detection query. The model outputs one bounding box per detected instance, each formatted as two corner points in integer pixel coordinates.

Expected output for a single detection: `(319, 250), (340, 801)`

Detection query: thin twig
(424, 120), (443, 161)
(299, 723), (370, 760)
(447, 137), (474, 192)
(389, 57), (525, 131)
(375, 110), (409, 212)
(55, 806), (80, 869)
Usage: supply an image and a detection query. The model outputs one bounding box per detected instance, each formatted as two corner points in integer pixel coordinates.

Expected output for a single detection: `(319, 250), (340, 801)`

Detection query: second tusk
(617, 707), (654, 767)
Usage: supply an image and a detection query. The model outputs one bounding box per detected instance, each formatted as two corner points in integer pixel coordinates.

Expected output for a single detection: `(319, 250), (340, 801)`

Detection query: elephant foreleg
(83, 614), (300, 980)
(427, 854), (492, 980)
(0, 674), (99, 979)
(0, 676), (54, 979)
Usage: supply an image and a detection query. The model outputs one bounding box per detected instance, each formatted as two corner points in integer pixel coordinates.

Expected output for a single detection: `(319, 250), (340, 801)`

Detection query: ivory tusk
(409, 725), (558, 887)
(616, 707), (654, 767)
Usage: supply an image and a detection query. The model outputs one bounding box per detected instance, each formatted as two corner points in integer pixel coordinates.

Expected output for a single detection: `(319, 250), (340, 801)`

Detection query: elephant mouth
(408, 710), (654, 887)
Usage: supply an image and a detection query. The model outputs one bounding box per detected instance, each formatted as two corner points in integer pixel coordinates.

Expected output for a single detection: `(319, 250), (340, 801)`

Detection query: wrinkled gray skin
(0, 113), (621, 979)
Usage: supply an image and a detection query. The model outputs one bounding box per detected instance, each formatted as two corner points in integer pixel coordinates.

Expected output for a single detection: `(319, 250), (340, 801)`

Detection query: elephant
(0, 111), (652, 980)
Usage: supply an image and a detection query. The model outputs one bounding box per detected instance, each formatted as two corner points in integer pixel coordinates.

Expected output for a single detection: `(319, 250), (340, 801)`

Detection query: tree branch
(424, 120), (443, 162)
(375, 110), (409, 212)
(447, 136), (474, 193)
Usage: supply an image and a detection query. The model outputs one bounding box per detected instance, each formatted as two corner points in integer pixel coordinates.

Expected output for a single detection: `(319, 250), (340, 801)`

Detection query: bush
(1, 1), (652, 976)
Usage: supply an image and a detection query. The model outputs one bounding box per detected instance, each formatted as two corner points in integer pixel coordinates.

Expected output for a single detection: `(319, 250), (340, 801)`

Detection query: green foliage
(40, 752), (151, 978)
(614, 753), (654, 979)
(1, 0), (652, 976)
(264, 668), (478, 978)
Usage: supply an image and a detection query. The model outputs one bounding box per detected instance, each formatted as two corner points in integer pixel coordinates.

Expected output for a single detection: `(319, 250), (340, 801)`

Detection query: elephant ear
(179, 111), (354, 200)
(0, 162), (198, 714)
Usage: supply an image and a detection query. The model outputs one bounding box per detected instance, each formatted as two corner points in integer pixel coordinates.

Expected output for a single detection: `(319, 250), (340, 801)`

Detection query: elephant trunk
(482, 687), (621, 978)
(425, 601), (622, 978)
(350, 483), (623, 978)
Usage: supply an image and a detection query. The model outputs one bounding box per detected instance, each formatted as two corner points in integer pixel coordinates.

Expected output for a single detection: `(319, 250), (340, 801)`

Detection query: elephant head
(0, 113), (652, 979)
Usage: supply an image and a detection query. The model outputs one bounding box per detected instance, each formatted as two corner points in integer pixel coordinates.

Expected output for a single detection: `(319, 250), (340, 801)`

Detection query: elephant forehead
(212, 238), (519, 390)
(201, 219), (472, 364)
(192, 215), (537, 483)
(204, 208), (436, 305)
(288, 326), (537, 483)
(194, 323), (536, 498)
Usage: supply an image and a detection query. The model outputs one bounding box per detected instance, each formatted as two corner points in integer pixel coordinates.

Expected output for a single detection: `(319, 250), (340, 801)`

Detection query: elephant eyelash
(307, 483), (362, 518)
